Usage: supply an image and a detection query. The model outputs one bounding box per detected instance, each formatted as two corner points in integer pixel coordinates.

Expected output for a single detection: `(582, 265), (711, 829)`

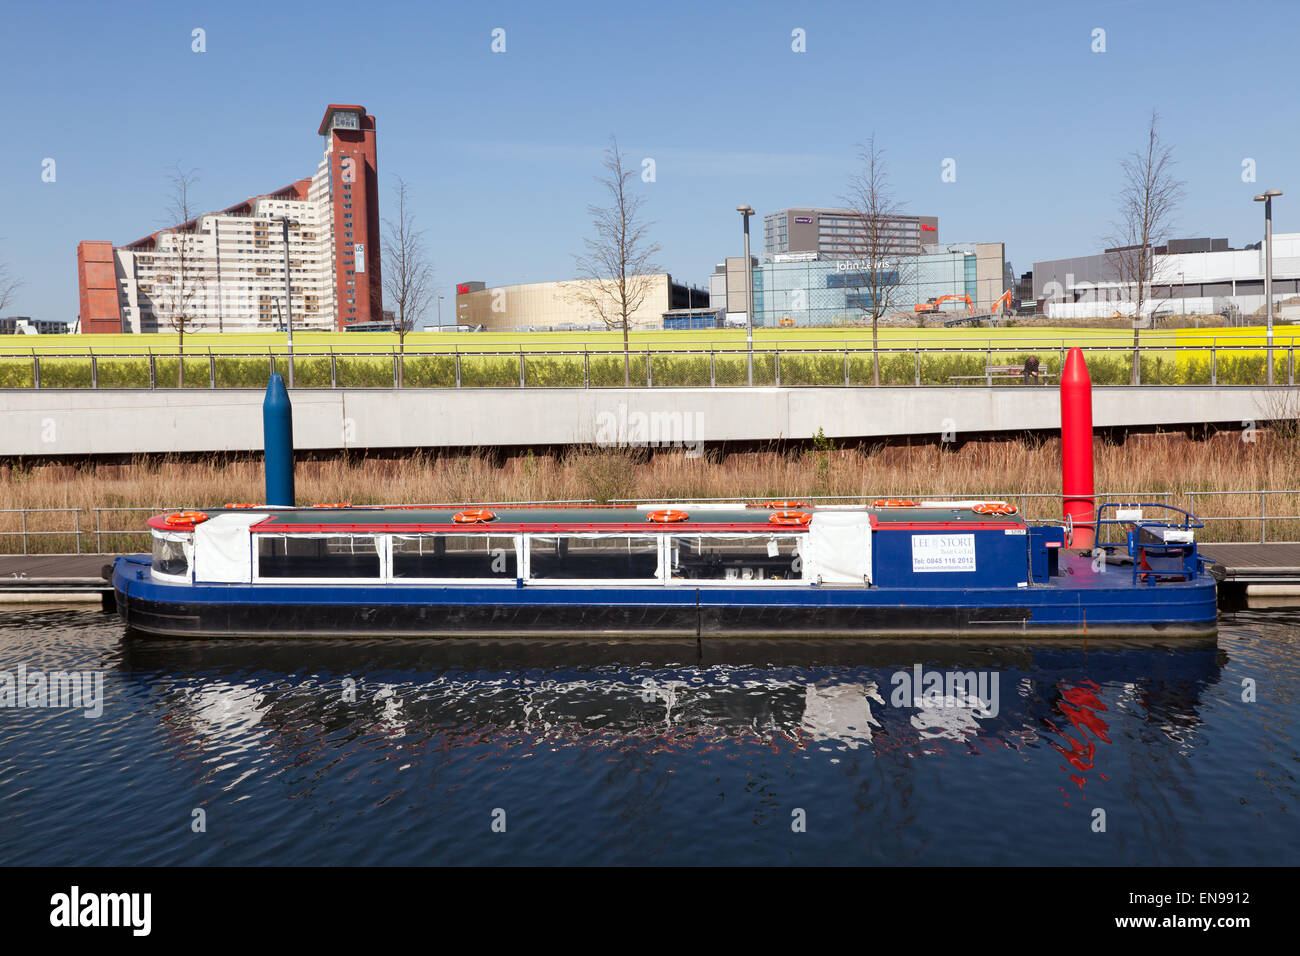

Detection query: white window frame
(251, 532), (387, 585)
(388, 533), (522, 586)
(521, 533), (665, 587)
(149, 529), (195, 584)
(664, 532), (810, 587)
(226, 530), (818, 588)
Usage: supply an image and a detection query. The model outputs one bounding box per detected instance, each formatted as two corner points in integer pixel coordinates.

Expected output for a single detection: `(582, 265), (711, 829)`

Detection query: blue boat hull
(113, 555), (1219, 639)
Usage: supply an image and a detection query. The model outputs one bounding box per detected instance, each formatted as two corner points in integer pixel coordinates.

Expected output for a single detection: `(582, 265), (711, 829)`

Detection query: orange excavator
(991, 290), (1013, 317)
(914, 294), (974, 315)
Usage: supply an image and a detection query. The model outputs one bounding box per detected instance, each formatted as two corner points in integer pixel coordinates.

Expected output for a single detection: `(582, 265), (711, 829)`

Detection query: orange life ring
(646, 509), (690, 523)
(224, 503), (260, 509)
(768, 510), (812, 526)
(973, 502), (1018, 516)
(763, 499), (807, 509)
(452, 509), (496, 523)
(872, 499), (919, 508)
(313, 502), (352, 509)
(163, 510), (209, 529)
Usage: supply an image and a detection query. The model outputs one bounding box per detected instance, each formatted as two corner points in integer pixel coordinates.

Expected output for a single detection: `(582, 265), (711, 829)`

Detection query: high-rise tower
(76, 103), (382, 333)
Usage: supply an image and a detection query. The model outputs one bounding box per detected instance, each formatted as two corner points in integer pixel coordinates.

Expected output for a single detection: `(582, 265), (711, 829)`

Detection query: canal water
(1, 605), (1296, 866)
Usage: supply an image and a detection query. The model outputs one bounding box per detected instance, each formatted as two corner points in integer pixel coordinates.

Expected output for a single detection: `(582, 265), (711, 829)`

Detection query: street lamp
(437, 294), (445, 329)
(737, 204), (755, 386)
(277, 216), (300, 387)
(1254, 189), (1282, 385)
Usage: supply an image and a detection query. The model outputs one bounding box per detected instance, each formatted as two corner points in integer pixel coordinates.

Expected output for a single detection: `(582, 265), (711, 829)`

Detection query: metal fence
(0, 506), (160, 555)
(5, 492), (1300, 555)
(2, 341), (1299, 389)
(620, 490), (1300, 544)
(0, 501), (599, 555)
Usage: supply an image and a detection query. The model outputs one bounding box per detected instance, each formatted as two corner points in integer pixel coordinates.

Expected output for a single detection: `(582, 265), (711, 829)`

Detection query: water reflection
(118, 638), (1223, 796)
(6, 604), (1298, 864)
(1044, 679), (1110, 801)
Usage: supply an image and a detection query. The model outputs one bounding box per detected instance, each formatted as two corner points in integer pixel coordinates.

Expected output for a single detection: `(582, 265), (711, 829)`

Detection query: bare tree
(1106, 111), (1184, 384)
(0, 244), (20, 315)
(840, 137), (913, 386)
(570, 136), (662, 387)
(382, 177), (435, 385)
(157, 164), (204, 386)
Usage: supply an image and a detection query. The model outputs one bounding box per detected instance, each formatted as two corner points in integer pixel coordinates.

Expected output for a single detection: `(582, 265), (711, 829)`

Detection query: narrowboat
(111, 499), (1219, 638)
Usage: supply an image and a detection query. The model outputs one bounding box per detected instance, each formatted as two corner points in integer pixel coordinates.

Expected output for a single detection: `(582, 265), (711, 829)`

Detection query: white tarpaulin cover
(193, 514), (264, 583)
(802, 512), (872, 585)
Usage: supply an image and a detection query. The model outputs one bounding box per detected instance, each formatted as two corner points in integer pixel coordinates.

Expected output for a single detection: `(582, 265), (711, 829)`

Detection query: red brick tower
(317, 105), (382, 329)
(76, 240), (122, 333)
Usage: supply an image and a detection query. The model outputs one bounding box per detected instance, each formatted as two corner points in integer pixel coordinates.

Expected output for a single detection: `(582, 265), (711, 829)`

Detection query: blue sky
(2, 0), (1297, 323)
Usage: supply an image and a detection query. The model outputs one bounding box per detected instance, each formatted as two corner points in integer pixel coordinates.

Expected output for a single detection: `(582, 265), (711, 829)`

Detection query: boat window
(392, 534), (517, 578)
(257, 535), (380, 578)
(528, 536), (660, 580)
(152, 535), (189, 576)
(669, 535), (801, 581)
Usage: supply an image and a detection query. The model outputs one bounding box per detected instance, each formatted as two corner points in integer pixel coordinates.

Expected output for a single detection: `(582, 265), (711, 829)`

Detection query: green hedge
(0, 350), (1289, 388)
(0, 358), (34, 388)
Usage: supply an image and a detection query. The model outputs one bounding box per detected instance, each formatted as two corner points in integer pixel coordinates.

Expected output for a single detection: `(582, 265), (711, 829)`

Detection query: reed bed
(2, 429), (1299, 553)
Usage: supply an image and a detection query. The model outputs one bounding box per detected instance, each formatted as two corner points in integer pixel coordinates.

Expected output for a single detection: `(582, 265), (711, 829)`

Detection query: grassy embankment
(2, 326), (1298, 387)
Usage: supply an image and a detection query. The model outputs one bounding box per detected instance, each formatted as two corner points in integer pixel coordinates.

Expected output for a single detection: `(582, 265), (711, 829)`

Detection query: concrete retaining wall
(0, 387), (1284, 457)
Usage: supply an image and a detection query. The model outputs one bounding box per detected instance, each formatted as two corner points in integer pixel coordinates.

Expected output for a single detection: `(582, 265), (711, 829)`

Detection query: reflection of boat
(112, 500), (1218, 639)
(116, 637), (1223, 828)
(118, 639), (1222, 766)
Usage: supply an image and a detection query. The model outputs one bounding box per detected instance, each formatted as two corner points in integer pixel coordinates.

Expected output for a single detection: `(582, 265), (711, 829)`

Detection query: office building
(763, 207), (939, 259)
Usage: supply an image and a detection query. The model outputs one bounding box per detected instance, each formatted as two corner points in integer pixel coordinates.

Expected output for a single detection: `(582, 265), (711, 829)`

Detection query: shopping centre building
(710, 243), (1012, 327)
(1032, 235), (1300, 319)
(453, 275), (710, 331)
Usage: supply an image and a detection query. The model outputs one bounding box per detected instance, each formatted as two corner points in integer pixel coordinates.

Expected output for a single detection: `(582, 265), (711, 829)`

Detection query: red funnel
(1060, 348), (1095, 549)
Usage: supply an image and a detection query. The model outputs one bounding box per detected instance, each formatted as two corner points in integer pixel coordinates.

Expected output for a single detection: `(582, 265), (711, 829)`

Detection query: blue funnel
(263, 373), (295, 506)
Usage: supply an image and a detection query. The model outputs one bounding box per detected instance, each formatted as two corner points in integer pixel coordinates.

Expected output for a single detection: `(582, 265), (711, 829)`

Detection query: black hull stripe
(117, 594), (1217, 639)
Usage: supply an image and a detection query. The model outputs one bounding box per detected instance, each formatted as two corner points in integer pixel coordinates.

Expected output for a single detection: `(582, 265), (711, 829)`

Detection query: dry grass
(2, 430), (1299, 552)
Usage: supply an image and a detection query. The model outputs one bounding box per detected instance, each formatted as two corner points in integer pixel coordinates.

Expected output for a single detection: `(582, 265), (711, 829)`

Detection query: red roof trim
(379, 503), (639, 511)
(123, 179), (313, 248)
(241, 519), (1022, 534)
(248, 522), (812, 535)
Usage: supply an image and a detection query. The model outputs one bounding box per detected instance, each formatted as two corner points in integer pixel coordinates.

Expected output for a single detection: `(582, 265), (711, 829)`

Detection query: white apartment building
(114, 163), (336, 333)
(78, 104), (383, 334)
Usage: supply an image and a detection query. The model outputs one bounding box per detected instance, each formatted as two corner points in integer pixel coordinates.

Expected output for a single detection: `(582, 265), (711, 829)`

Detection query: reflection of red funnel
(1060, 348), (1095, 549)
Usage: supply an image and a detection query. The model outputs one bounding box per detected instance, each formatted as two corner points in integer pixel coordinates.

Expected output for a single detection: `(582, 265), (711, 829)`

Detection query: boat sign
(911, 534), (977, 573)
